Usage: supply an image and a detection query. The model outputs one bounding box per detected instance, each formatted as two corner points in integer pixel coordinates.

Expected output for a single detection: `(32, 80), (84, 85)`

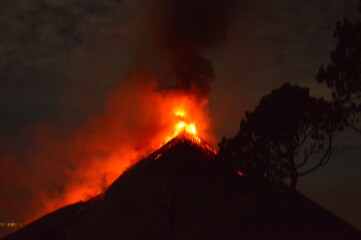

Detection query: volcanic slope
(3, 135), (361, 240)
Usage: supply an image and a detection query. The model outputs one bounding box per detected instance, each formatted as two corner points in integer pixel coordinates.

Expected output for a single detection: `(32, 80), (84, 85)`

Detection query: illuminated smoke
(0, 0), (234, 225)
(0, 68), (213, 223)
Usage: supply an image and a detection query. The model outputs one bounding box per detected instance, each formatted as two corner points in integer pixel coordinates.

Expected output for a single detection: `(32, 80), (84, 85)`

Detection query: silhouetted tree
(317, 6), (361, 134)
(219, 83), (334, 191)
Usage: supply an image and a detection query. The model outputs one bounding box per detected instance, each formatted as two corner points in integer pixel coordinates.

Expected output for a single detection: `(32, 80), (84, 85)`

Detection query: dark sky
(0, 0), (360, 230)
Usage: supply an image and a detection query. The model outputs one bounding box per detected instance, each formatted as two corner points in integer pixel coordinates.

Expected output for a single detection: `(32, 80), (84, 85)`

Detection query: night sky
(0, 0), (360, 231)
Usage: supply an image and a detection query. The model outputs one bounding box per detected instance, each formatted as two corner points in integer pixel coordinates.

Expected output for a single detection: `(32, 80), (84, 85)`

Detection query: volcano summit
(3, 135), (360, 240)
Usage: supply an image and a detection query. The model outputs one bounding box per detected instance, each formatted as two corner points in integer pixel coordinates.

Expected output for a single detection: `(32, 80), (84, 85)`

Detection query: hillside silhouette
(3, 135), (360, 240)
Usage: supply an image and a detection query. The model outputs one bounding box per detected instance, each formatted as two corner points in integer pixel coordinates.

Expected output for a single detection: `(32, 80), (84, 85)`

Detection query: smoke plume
(135, 0), (234, 97)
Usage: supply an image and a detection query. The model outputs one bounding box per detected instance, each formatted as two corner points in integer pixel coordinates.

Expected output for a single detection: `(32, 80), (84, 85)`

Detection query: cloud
(0, 0), (129, 137)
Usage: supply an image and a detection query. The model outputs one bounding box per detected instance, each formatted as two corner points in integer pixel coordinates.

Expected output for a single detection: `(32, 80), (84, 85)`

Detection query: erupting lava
(167, 109), (201, 142)
(162, 95), (217, 155)
(165, 97), (206, 143)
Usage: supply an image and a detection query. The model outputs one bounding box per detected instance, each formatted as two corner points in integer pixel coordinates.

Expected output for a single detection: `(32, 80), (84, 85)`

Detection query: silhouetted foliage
(218, 83), (334, 191)
(317, 7), (361, 134)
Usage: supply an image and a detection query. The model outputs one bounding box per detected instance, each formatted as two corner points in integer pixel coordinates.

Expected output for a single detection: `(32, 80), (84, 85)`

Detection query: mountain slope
(3, 136), (361, 240)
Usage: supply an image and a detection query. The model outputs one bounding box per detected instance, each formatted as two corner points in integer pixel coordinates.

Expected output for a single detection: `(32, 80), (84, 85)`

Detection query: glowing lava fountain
(167, 104), (201, 143)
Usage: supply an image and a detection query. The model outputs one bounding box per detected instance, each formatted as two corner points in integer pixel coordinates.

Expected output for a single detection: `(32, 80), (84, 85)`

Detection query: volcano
(3, 135), (361, 240)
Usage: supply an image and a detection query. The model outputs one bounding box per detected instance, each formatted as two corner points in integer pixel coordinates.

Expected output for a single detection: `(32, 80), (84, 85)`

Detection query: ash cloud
(139, 0), (234, 97)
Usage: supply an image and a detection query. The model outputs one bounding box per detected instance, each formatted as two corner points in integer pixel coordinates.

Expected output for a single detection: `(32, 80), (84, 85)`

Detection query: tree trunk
(288, 153), (298, 192)
(288, 153), (300, 239)
(290, 174), (297, 192)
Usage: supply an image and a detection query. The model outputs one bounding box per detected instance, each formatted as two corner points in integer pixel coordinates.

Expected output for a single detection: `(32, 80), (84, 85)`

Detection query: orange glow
(10, 69), (217, 224)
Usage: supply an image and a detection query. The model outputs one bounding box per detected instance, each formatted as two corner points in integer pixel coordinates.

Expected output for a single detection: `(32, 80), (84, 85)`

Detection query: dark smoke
(152, 0), (234, 96)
